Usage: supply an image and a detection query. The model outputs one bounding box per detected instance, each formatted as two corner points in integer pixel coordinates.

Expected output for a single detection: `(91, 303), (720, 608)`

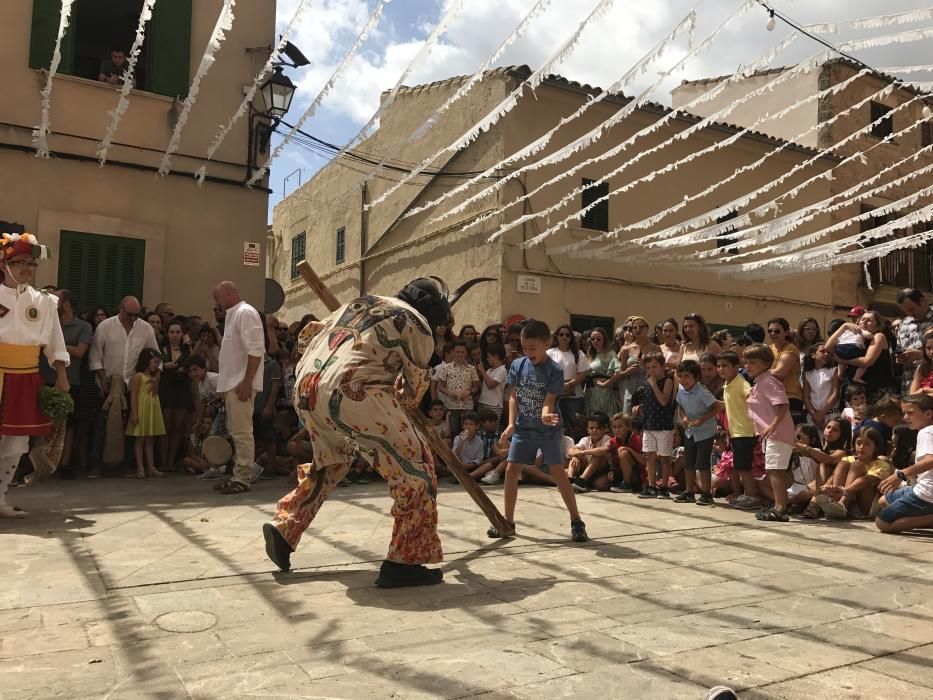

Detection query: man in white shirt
(213, 281), (264, 494)
(88, 296), (159, 389)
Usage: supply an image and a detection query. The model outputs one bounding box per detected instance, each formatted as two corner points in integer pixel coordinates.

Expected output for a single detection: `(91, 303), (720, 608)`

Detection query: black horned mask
(397, 276), (496, 330)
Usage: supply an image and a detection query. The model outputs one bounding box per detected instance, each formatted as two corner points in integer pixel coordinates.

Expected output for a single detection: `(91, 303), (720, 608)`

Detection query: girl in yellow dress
(126, 348), (166, 479)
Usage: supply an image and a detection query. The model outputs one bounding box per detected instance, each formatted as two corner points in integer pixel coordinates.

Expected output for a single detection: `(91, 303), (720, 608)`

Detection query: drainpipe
(359, 181), (368, 296)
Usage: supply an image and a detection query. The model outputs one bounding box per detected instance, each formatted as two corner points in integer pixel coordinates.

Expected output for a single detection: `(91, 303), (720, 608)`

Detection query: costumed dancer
(0, 232), (69, 518)
(263, 279), (474, 588)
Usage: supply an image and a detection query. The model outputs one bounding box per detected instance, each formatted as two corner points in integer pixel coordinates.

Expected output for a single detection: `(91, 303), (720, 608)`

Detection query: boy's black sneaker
(696, 494), (714, 506)
(571, 477), (588, 493)
(609, 481), (633, 493)
(637, 487), (658, 499)
(657, 488), (671, 499)
(673, 491), (694, 503)
(487, 521), (515, 539)
(570, 519), (589, 542)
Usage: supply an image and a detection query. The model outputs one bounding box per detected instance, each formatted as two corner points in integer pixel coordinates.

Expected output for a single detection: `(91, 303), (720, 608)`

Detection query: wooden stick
(295, 260), (514, 536)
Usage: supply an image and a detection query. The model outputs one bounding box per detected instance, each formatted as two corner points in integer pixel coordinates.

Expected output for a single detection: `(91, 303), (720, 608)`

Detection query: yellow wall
(0, 0), (276, 317)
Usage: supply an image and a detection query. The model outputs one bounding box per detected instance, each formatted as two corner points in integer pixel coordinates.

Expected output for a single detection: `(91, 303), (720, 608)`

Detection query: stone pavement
(2, 475), (933, 699)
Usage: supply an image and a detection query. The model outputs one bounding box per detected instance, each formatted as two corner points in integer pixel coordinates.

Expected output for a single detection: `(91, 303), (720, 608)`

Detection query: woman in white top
(674, 313), (722, 367)
(656, 318), (681, 364)
(547, 324), (590, 438)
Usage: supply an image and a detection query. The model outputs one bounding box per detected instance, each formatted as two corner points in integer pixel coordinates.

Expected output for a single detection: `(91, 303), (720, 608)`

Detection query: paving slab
(2, 475), (933, 698)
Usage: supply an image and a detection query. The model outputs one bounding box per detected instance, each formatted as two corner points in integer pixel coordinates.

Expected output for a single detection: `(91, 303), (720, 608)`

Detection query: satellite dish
(264, 278), (285, 314)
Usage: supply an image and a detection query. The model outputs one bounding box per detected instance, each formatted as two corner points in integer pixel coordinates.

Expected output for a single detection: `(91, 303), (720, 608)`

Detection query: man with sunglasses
(0, 233), (69, 517)
(89, 295), (160, 392)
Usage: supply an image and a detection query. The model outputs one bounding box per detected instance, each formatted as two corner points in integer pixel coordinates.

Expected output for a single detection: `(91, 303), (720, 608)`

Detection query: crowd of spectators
(23, 286), (933, 535)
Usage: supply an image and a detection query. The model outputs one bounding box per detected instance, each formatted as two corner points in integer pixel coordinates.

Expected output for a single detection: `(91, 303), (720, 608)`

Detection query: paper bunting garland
(33, 0), (75, 158)
(196, 0), (315, 184)
(157, 0), (237, 177)
(806, 7), (933, 34)
(363, 0), (555, 212)
(97, 0), (157, 166)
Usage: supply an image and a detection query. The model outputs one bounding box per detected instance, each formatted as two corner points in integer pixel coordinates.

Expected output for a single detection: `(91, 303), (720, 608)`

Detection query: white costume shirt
(0, 284), (69, 365)
(217, 301), (265, 393)
(88, 315), (160, 386)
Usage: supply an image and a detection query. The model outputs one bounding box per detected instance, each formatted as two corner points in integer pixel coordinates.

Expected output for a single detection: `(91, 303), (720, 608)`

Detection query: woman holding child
(616, 316), (657, 414)
(825, 310), (894, 404)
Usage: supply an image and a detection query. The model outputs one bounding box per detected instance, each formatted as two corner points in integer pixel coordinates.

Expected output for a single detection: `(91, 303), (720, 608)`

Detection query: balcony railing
(866, 244), (933, 291)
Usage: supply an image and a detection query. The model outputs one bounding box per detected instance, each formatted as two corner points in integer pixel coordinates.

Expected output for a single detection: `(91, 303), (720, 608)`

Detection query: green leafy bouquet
(39, 386), (74, 420)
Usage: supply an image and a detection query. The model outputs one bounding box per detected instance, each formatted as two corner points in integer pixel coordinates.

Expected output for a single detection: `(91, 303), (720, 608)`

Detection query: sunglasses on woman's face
(768, 328), (783, 335)
(557, 332), (571, 337)
(485, 331), (498, 337)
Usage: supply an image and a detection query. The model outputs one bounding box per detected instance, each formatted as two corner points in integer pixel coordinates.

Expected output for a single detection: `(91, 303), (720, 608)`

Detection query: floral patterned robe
(271, 295), (442, 564)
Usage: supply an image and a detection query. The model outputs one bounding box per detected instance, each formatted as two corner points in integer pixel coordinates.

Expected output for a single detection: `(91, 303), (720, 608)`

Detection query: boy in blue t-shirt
(488, 320), (588, 542)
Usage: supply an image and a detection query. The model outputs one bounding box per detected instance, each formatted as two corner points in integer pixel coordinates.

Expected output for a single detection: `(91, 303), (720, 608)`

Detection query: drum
(202, 435), (234, 466)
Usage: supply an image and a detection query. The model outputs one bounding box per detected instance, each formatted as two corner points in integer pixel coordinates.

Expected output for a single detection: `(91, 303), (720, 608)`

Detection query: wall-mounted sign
(517, 274), (542, 294)
(243, 241), (261, 267)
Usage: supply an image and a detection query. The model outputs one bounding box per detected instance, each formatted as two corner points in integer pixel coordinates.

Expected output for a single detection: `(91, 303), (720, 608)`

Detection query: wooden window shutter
(58, 231), (145, 313)
(147, 0), (192, 98)
(581, 178), (610, 232)
(29, 0), (76, 72)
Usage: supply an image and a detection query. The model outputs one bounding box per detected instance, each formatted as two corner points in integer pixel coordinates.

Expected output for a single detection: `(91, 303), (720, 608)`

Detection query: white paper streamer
(196, 0), (315, 183)
(408, 3), (702, 225)
(612, 87), (924, 258)
(97, 0), (157, 165)
(157, 0), (236, 177)
(459, 28), (799, 243)
(881, 64), (933, 74)
(362, 0), (555, 211)
(564, 26), (933, 258)
(432, 10), (933, 235)
(528, 49), (848, 251)
(806, 8), (933, 34)
(247, 0), (411, 188)
(412, 0), (756, 228)
(375, 0), (620, 217)
(33, 0), (75, 158)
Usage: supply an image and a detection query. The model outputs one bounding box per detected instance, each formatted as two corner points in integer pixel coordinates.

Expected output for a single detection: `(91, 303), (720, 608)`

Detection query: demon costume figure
(0, 232), (69, 518)
(263, 278), (484, 588)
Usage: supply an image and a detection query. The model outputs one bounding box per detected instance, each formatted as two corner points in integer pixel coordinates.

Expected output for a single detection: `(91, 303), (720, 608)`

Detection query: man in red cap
(0, 232), (69, 518)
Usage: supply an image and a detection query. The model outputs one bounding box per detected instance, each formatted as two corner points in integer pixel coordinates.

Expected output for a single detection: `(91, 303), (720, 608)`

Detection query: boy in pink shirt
(744, 344), (795, 522)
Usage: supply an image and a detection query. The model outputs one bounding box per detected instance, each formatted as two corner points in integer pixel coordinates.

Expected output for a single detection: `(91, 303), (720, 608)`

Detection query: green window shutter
(147, 0), (192, 98)
(29, 0), (76, 73)
(58, 231), (146, 314)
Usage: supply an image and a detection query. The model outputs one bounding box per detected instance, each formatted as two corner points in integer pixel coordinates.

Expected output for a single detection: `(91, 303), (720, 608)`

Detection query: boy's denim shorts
(508, 433), (563, 467)
(877, 486), (933, 523)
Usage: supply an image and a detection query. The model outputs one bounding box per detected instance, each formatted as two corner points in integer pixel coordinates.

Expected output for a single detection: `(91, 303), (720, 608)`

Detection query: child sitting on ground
(674, 359), (724, 506)
(842, 383), (869, 428)
(569, 412), (613, 492)
(818, 427), (891, 519)
(180, 416), (215, 474)
(787, 424), (821, 513)
(608, 413), (646, 493)
(452, 411), (485, 482)
(470, 408), (507, 482)
(427, 400), (452, 445)
(827, 321), (874, 384)
(876, 394), (933, 533)
(854, 396), (902, 452)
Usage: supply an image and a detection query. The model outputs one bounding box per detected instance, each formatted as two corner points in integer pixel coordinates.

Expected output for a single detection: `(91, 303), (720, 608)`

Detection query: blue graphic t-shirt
(507, 356), (564, 438)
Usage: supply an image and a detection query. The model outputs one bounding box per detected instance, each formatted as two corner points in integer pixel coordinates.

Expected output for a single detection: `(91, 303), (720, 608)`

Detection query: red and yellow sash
(0, 343), (40, 398)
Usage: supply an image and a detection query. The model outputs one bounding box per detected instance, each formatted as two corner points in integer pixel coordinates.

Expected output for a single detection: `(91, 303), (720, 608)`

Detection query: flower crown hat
(0, 232), (49, 261)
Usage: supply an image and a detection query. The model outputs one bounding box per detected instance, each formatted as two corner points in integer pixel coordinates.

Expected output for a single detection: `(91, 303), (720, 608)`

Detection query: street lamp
(247, 44), (306, 180)
(257, 66), (297, 119)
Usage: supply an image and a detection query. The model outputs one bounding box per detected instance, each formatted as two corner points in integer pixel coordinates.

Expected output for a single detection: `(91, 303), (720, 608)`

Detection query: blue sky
(266, 0), (933, 220)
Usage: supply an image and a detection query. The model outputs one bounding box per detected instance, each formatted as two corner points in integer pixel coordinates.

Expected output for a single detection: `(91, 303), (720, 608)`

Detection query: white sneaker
(197, 467), (225, 480)
(481, 470), (501, 485)
(250, 463), (264, 483)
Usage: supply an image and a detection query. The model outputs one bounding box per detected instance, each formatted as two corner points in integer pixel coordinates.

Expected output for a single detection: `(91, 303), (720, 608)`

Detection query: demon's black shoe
(262, 523), (293, 572)
(374, 560), (444, 589)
